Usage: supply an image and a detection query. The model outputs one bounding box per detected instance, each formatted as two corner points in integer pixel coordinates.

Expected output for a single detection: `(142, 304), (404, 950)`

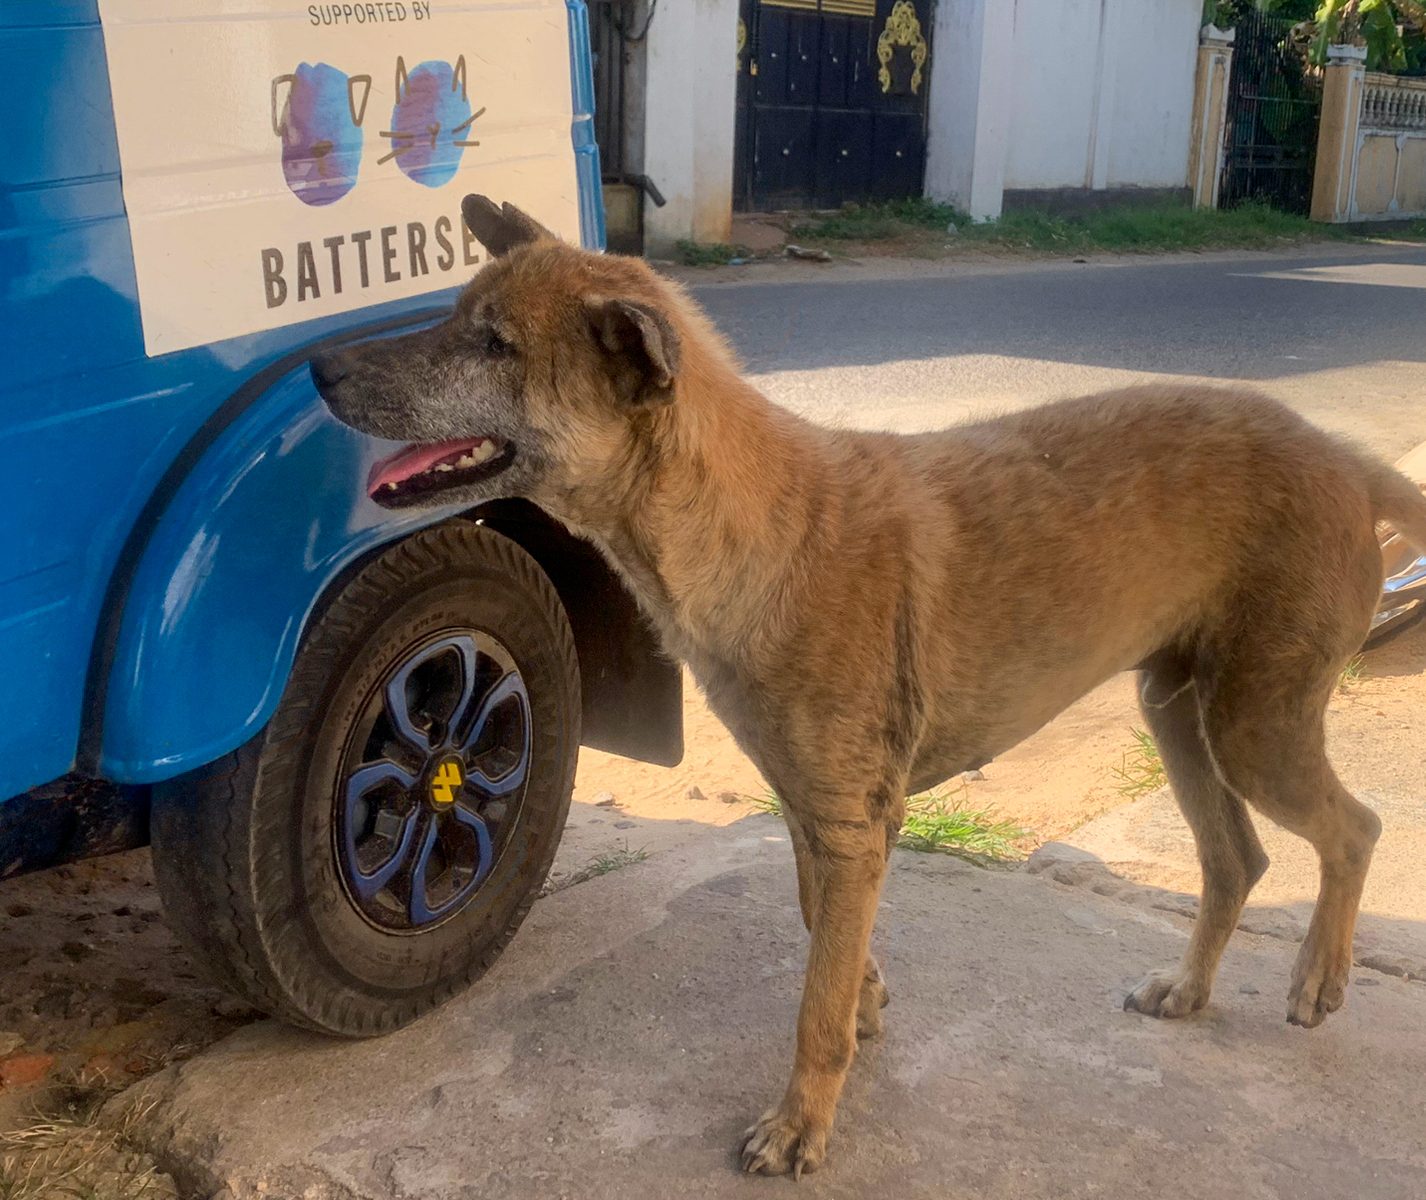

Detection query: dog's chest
(685, 652), (771, 764)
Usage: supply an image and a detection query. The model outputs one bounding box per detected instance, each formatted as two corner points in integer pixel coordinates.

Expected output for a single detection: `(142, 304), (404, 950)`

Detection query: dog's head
(312, 195), (685, 518)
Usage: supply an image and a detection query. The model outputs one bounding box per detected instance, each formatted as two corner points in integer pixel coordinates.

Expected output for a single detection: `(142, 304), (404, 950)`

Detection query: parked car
(0, 0), (680, 1037)
(1372, 440), (1426, 642)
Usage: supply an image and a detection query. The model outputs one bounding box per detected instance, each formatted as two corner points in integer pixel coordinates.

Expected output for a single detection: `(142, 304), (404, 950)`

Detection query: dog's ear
(461, 194), (554, 258)
(585, 297), (681, 407)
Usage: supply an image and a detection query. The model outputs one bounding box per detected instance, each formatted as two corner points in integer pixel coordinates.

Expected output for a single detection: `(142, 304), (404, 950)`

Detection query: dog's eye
(484, 328), (511, 356)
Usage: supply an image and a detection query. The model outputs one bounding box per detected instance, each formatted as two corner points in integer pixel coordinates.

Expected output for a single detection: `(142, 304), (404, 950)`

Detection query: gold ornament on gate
(877, 0), (928, 95)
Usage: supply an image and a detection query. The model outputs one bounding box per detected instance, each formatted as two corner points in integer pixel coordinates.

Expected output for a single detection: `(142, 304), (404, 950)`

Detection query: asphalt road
(690, 242), (1426, 460)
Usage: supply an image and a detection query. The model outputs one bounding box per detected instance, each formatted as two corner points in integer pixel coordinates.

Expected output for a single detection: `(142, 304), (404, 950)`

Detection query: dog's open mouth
(367, 436), (514, 506)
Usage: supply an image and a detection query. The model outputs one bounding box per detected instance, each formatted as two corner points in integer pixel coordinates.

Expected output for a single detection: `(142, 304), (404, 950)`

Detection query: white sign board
(98, 1), (581, 355)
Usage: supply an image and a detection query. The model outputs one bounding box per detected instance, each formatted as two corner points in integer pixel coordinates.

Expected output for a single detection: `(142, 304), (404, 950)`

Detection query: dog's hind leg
(1200, 671), (1380, 1028)
(1193, 528), (1381, 1028)
(1125, 656), (1269, 1019)
(741, 790), (898, 1178)
(783, 807), (890, 1041)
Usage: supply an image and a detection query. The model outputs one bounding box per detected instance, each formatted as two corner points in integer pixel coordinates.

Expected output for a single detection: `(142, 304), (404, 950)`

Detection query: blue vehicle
(1, 0), (680, 1035)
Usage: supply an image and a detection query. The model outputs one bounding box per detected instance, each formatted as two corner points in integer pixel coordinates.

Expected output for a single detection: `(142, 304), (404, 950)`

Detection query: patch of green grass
(790, 198), (1396, 256)
(745, 790), (783, 817)
(545, 843), (649, 894)
(1111, 728), (1167, 799)
(585, 844), (650, 878)
(979, 201), (1348, 254)
(898, 791), (1027, 863)
(746, 788), (1026, 865)
(792, 198), (965, 241)
(674, 240), (747, 267)
(1338, 653), (1367, 690)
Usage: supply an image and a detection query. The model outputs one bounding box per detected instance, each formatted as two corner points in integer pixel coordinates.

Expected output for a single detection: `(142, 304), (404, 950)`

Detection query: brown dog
(313, 197), (1426, 1177)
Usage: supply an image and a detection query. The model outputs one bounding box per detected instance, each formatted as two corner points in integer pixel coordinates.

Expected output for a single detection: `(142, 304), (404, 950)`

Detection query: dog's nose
(309, 351), (350, 396)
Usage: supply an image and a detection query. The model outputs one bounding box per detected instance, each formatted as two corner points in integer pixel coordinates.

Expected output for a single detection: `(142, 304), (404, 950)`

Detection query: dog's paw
(1124, 969), (1209, 1019)
(1287, 956), (1347, 1028)
(855, 972), (890, 1040)
(740, 1108), (828, 1179)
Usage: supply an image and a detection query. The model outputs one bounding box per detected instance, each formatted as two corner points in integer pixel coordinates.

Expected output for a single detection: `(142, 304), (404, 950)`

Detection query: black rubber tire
(150, 522), (580, 1037)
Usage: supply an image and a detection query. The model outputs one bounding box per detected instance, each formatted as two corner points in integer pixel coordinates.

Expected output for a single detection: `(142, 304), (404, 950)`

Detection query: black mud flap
(471, 501), (684, 768)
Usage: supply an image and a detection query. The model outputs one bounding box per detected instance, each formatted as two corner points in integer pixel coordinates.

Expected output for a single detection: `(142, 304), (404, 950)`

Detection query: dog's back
(775, 385), (1398, 783)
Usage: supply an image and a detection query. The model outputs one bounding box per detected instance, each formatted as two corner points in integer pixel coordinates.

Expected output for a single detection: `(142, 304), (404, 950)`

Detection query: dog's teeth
(448, 443), (499, 470)
(435, 463), (454, 472)
(383, 483), (397, 492)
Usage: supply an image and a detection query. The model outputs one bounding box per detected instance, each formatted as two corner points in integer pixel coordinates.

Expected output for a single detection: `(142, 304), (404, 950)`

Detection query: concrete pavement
(125, 817), (1426, 1199)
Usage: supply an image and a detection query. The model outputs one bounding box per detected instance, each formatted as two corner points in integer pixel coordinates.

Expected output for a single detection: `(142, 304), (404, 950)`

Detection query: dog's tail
(1369, 461), (1426, 554)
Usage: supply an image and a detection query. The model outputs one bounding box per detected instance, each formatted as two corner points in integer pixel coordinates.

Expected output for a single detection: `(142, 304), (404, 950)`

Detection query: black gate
(734, 0), (932, 211)
(1220, 9), (1323, 214)
(589, 0), (634, 181)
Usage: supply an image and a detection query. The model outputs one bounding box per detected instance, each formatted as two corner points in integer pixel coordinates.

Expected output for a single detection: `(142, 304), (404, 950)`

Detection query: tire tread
(151, 522), (579, 1036)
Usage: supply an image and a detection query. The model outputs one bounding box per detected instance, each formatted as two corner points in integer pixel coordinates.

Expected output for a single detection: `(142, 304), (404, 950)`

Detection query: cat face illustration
(272, 63), (372, 206)
(381, 56), (482, 188)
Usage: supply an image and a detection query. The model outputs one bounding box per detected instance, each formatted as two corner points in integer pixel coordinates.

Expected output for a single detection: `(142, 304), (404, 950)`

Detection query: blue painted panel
(98, 366), (471, 782)
(0, 1), (605, 802)
(567, 0), (607, 250)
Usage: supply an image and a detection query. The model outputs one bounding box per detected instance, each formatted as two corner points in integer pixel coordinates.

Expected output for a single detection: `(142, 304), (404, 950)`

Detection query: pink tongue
(368, 438), (487, 494)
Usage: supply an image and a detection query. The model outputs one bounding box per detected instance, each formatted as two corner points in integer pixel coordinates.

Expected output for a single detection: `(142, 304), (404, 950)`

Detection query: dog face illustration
(382, 56), (480, 188)
(272, 62), (372, 206)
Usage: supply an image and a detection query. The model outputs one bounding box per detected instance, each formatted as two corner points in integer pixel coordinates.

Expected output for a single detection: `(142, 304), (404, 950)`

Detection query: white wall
(924, 0), (1015, 219)
(642, 0), (737, 254)
(691, 0), (739, 240)
(1003, 0), (1105, 190)
(1102, 0), (1203, 187)
(1002, 0), (1201, 192)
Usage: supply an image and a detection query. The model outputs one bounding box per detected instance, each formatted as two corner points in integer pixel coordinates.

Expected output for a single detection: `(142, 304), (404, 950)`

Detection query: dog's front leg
(783, 806), (892, 1040)
(741, 810), (891, 1178)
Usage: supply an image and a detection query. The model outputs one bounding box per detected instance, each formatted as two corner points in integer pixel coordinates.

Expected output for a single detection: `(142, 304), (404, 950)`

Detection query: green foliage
(1209, 0), (1425, 73)
(1311, 0), (1408, 70)
(1207, 0), (1319, 25)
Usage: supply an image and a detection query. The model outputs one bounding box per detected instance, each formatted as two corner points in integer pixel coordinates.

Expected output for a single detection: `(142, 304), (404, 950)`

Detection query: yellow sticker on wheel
(430, 758), (464, 806)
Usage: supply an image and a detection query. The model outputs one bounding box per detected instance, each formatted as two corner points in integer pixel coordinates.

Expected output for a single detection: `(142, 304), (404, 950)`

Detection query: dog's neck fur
(560, 340), (836, 680)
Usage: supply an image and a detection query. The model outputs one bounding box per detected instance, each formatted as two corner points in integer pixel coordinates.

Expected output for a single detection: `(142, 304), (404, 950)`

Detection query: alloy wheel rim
(333, 630), (532, 933)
